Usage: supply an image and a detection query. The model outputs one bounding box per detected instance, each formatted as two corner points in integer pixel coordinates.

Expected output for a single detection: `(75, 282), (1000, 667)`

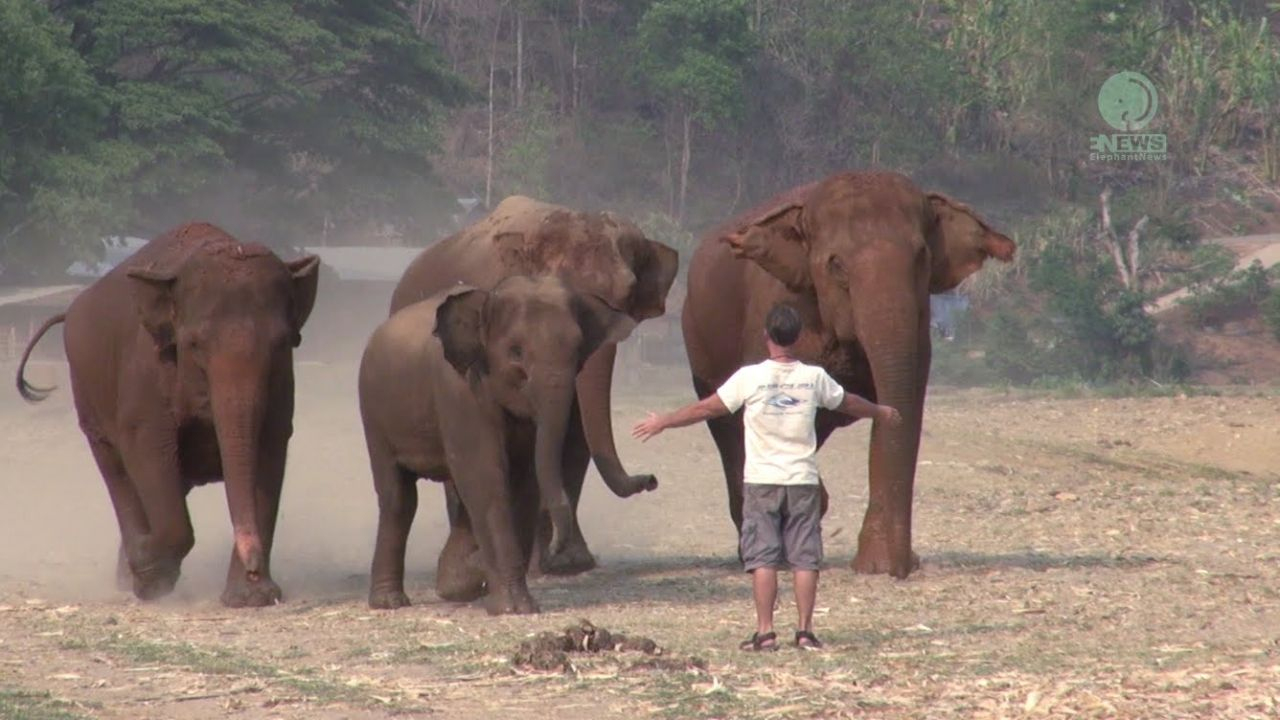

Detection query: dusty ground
(2, 355), (1279, 719)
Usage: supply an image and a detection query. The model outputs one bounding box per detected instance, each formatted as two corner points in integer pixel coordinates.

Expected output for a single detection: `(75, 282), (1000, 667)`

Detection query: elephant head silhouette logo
(1098, 71), (1159, 132)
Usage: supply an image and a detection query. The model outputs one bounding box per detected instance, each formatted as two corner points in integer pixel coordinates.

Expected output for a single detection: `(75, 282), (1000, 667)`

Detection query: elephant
(389, 195), (678, 576)
(359, 275), (636, 613)
(681, 171), (1015, 579)
(16, 222), (320, 607)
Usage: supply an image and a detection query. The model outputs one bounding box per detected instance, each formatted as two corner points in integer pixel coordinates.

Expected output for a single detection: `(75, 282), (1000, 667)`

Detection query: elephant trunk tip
(628, 473), (659, 495)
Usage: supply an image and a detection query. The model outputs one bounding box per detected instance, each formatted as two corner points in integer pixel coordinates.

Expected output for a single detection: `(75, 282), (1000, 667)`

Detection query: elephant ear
(126, 266), (178, 353)
(434, 287), (490, 377)
(573, 292), (637, 362)
(286, 255), (321, 347)
(926, 193), (1017, 293)
(617, 234), (679, 321)
(493, 231), (536, 274)
(719, 203), (812, 292)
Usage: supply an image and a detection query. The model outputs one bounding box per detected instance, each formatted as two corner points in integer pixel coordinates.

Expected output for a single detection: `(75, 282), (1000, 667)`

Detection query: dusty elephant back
(67, 223), (278, 322)
(358, 296), (447, 438)
(389, 196), (665, 317)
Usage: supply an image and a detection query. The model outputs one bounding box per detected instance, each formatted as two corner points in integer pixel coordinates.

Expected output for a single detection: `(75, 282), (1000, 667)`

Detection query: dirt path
(1149, 233), (1280, 314)
(2, 363), (1279, 719)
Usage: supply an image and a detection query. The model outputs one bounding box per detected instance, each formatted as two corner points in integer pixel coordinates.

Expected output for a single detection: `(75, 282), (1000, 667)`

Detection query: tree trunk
(486, 7), (503, 209)
(663, 115), (675, 217)
(516, 10), (524, 109)
(678, 111), (692, 224)
(486, 59), (495, 209)
(1097, 187), (1148, 291)
(572, 0), (584, 112)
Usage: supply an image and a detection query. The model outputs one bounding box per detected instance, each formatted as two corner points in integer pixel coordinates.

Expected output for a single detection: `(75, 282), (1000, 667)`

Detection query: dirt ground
(2, 353), (1279, 719)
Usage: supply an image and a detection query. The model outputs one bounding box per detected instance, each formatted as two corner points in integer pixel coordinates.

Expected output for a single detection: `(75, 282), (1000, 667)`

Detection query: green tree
(637, 0), (756, 223)
(0, 0), (134, 273)
(2, 0), (467, 271)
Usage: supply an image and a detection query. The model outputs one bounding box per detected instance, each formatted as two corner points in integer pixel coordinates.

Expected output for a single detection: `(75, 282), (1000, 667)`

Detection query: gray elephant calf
(358, 275), (635, 614)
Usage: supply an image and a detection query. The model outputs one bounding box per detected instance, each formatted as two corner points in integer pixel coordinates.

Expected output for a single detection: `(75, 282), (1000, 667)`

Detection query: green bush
(1179, 259), (1272, 326)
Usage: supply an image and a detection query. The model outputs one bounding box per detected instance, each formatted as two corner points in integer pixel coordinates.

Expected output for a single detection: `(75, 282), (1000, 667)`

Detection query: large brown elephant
(360, 276), (635, 613)
(682, 171), (1015, 579)
(389, 196), (678, 575)
(16, 222), (320, 607)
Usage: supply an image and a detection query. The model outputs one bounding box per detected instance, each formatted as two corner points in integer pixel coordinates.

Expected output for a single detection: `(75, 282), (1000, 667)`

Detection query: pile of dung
(512, 619), (706, 674)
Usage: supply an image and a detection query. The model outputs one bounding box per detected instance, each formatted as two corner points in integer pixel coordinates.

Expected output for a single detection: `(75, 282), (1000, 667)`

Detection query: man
(633, 302), (901, 651)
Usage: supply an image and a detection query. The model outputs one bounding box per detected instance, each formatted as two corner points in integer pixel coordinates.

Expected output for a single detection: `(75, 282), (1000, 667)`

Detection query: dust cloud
(0, 279), (711, 606)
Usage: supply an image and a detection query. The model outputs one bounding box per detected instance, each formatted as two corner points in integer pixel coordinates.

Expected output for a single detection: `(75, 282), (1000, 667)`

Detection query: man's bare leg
(794, 569), (820, 646)
(751, 567), (778, 646)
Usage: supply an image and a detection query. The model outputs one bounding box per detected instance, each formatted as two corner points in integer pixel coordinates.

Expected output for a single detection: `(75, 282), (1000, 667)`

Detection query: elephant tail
(17, 313), (67, 403)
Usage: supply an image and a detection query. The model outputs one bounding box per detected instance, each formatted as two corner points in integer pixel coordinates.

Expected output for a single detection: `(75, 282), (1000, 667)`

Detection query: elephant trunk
(575, 344), (657, 497)
(534, 377), (578, 558)
(854, 297), (927, 578)
(209, 354), (270, 583)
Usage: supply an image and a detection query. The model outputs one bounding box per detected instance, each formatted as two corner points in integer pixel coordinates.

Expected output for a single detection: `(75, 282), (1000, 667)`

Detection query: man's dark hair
(765, 303), (802, 347)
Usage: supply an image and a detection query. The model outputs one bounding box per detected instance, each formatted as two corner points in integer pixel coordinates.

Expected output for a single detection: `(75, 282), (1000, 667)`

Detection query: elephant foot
(116, 548), (134, 593)
(369, 588), (412, 610)
(851, 544), (921, 579)
(436, 553), (486, 603)
(485, 587), (539, 615)
(132, 569), (180, 601)
(220, 576), (283, 608)
(538, 542), (597, 576)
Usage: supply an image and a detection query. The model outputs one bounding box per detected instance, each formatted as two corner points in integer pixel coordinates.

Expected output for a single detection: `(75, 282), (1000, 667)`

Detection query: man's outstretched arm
(632, 395), (731, 442)
(835, 392), (901, 424)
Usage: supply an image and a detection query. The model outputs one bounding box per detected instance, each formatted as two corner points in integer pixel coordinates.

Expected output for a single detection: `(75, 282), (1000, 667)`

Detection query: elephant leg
(367, 442), (419, 609)
(220, 436), (287, 608)
(117, 425), (194, 601)
(436, 483), (486, 602)
(531, 401), (594, 577)
(696, 377), (746, 536)
(84, 435), (149, 593)
(450, 465), (538, 615)
(115, 543), (132, 592)
(509, 462), (541, 573)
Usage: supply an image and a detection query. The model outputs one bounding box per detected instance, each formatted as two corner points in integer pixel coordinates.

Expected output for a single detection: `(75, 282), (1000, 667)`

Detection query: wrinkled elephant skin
(682, 171), (1015, 578)
(16, 222), (319, 606)
(360, 276), (636, 613)
(389, 196), (677, 575)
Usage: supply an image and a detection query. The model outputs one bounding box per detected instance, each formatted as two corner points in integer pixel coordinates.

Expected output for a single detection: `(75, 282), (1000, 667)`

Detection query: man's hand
(876, 405), (903, 426)
(632, 412), (667, 442)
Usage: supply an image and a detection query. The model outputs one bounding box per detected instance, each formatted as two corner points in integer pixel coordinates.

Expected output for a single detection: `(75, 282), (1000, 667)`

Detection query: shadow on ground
(926, 550), (1166, 573)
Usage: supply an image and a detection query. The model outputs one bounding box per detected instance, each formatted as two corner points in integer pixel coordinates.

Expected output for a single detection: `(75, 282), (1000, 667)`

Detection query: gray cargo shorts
(740, 483), (822, 572)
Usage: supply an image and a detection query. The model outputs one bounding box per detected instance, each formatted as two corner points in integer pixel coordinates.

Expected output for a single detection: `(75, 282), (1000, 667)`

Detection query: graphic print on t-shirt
(764, 394), (800, 409)
(761, 382), (815, 414)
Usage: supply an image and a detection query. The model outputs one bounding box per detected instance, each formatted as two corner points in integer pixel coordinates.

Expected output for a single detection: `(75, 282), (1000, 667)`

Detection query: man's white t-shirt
(715, 359), (846, 486)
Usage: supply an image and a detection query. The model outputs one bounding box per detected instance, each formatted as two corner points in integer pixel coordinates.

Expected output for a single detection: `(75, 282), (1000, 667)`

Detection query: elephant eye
(827, 255), (849, 286)
(508, 343), (524, 360)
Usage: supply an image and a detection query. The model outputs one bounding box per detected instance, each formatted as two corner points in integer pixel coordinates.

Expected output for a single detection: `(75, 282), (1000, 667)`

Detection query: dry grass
(2, 363), (1279, 719)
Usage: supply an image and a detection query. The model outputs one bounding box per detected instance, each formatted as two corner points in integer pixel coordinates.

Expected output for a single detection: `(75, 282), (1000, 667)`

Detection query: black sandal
(739, 631), (778, 652)
(794, 630), (823, 649)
